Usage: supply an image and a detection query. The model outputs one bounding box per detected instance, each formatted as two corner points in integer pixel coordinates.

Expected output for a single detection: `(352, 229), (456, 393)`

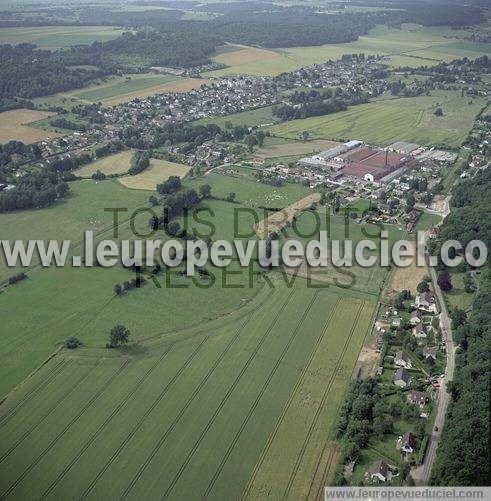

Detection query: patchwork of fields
(206, 25), (490, 77)
(0, 280), (376, 500)
(268, 91), (486, 148)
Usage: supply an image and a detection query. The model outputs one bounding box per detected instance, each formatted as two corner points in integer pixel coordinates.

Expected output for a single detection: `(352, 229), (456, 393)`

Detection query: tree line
(430, 168), (491, 486)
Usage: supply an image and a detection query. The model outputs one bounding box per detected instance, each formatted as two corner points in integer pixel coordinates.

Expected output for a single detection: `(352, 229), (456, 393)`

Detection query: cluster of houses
(274, 55), (388, 96)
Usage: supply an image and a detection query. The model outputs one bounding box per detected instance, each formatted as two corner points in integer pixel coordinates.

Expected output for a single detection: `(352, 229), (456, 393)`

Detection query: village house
(367, 460), (392, 482)
(423, 346), (438, 361)
(415, 291), (438, 314)
(396, 432), (417, 455)
(413, 323), (428, 339)
(394, 350), (412, 369)
(408, 390), (427, 407)
(410, 310), (422, 325)
(394, 368), (412, 388)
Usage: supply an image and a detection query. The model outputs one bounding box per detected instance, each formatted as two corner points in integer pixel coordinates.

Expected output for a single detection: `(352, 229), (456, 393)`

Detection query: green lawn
(269, 91), (486, 148)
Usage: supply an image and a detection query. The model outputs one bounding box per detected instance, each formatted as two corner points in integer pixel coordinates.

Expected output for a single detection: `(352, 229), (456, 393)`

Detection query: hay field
(74, 150), (135, 177)
(0, 26), (125, 49)
(212, 44), (280, 67)
(119, 159), (190, 190)
(0, 108), (62, 144)
(255, 139), (339, 159)
(269, 91), (486, 148)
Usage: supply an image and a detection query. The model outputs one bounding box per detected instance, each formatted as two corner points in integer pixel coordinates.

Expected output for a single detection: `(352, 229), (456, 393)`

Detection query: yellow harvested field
(118, 158), (190, 191)
(74, 150), (134, 177)
(102, 78), (212, 105)
(256, 139), (340, 159)
(0, 108), (62, 144)
(388, 245), (428, 295)
(212, 44), (280, 67)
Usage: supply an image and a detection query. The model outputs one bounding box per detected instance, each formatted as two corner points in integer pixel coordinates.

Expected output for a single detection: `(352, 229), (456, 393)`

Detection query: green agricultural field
(0, 179), (149, 279)
(73, 74), (181, 103)
(185, 172), (311, 208)
(0, 276), (376, 500)
(27, 112), (90, 134)
(269, 90), (486, 148)
(0, 26), (126, 49)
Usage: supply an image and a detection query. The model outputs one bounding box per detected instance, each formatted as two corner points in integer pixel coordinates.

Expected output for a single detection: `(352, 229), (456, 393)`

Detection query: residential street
(411, 198), (455, 485)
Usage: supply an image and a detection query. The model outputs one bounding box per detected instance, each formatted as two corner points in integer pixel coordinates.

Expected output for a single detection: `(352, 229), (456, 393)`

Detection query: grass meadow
(268, 91), (486, 148)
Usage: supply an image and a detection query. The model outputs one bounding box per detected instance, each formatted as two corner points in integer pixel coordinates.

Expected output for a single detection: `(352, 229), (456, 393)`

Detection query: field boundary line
(0, 358), (69, 427)
(201, 291), (322, 501)
(0, 348), (171, 500)
(281, 300), (365, 500)
(0, 361), (100, 464)
(240, 296), (342, 501)
(120, 289), (295, 500)
(77, 338), (208, 500)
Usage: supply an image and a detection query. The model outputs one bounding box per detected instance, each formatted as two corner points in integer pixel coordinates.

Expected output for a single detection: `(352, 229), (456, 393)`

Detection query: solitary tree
(434, 107), (443, 116)
(437, 270), (452, 291)
(114, 284), (123, 295)
(199, 184), (212, 199)
(417, 280), (430, 293)
(108, 325), (130, 348)
(226, 192), (236, 202)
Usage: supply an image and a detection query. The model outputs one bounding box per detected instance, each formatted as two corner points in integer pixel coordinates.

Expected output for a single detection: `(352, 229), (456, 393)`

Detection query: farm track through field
(76, 338), (207, 500)
(0, 359), (69, 428)
(281, 301), (365, 500)
(240, 297), (341, 500)
(1, 348), (171, 500)
(200, 292), (321, 501)
(119, 289), (296, 500)
(0, 362), (98, 463)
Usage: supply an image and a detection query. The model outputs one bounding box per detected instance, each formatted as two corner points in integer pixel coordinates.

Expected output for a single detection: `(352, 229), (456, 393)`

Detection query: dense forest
(0, 44), (113, 99)
(430, 168), (491, 486)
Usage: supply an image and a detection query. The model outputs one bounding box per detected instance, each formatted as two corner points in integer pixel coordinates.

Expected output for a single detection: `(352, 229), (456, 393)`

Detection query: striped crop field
(0, 279), (375, 500)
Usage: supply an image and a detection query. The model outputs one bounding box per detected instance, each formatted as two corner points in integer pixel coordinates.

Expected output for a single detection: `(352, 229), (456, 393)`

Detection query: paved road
(411, 263), (456, 484)
(411, 198), (455, 485)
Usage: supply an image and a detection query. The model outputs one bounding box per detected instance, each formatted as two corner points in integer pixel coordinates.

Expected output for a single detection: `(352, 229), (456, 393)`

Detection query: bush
(8, 272), (27, 285)
(64, 336), (82, 349)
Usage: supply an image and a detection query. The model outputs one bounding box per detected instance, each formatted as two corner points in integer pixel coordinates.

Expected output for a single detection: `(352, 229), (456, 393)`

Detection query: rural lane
(411, 198), (455, 485)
